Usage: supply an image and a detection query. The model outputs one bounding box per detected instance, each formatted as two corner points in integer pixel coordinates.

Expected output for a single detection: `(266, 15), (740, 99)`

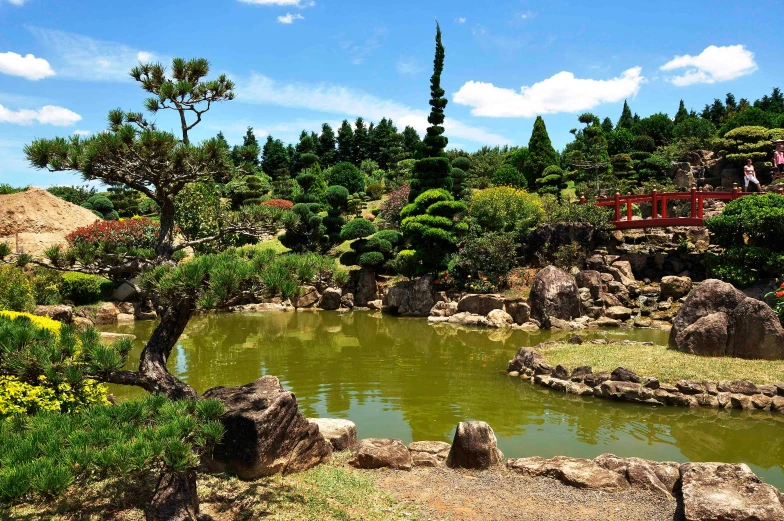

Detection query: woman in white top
(744, 159), (760, 192)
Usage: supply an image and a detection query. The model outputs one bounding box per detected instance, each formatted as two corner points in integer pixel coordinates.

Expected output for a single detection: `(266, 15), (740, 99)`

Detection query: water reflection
(104, 311), (784, 488)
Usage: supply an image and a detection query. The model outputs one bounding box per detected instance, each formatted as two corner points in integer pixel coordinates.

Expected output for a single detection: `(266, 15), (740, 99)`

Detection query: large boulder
(445, 421), (503, 470)
(486, 309), (514, 328)
(202, 376), (332, 479)
(382, 275), (435, 317)
(294, 286), (320, 308)
(457, 294), (504, 316)
(504, 299), (531, 325)
(93, 302), (119, 325)
(661, 276), (693, 300)
(349, 438), (412, 470)
(669, 279), (747, 350)
(33, 304), (73, 323)
(529, 266), (581, 327)
(308, 418), (357, 451)
(575, 270), (603, 300)
(355, 267), (379, 307)
(319, 288), (342, 310)
(727, 298), (784, 360)
(670, 279), (784, 360)
(112, 278), (140, 302)
(680, 462), (784, 521)
(675, 312), (729, 357)
(507, 456), (630, 492)
(408, 441), (451, 468)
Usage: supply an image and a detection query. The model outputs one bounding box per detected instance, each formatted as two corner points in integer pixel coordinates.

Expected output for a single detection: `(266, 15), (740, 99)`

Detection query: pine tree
(674, 100), (689, 125)
(353, 117), (369, 166)
(617, 100), (634, 130)
(408, 22), (452, 201)
(336, 120), (354, 163)
(318, 123), (337, 167)
(526, 116), (559, 189)
(402, 126), (422, 158)
(261, 136), (290, 180)
(601, 117), (614, 133)
(231, 127), (261, 172)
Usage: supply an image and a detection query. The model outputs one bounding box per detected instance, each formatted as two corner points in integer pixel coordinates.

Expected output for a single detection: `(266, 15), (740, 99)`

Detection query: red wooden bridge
(580, 187), (784, 230)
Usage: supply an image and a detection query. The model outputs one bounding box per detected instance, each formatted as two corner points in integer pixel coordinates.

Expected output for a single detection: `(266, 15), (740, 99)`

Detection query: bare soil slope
(0, 187), (99, 254)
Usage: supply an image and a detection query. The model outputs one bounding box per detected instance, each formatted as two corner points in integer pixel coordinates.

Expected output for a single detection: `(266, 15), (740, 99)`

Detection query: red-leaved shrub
(261, 199), (294, 211)
(66, 218), (160, 251)
(378, 185), (410, 228)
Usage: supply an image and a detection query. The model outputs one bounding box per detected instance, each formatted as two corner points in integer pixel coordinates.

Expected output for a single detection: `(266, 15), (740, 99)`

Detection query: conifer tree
(318, 123), (338, 167)
(353, 117), (370, 166)
(617, 100), (634, 130)
(336, 120), (355, 163)
(674, 100), (689, 125)
(408, 22), (452, 201)
(526, 116), (559, 189)
(261, 136), (290, 179)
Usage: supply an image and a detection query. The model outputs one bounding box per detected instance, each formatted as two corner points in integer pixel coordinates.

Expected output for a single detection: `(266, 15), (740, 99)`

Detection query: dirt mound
(0, 187), (100, 254)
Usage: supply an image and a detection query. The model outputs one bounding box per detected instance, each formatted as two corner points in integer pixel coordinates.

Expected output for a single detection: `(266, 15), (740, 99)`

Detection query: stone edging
(507, 343), (784, 413)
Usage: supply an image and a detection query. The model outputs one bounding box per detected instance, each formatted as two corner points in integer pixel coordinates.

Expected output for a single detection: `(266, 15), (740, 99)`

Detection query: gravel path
(375, 467), (681, 521)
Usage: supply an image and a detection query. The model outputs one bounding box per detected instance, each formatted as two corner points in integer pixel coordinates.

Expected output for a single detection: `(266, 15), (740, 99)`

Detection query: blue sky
(0, 0), (780, 186)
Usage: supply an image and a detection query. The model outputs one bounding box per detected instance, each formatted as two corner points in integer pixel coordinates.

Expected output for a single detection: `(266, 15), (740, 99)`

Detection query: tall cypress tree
(318, 123), (337, 167)
(408, 22), (452, 201)
(336, 120), (354, 164)
(353, 117), (369, 166)
(526, 116), (559, 188)
(617, 100), (634, 130)
(674, 100), (689, 124)
(261, 136), (289, 180)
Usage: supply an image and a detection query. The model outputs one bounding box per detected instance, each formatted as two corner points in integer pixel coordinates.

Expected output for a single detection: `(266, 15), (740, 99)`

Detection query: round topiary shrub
(358, 251), (385, 267)
(326, 162), (365, 194)
(492, 164), (527, 188)
(340, 218), (377, 241)
(366, 183), (384, 200)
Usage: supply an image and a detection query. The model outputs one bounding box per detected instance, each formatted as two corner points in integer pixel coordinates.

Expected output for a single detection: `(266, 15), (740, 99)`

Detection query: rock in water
(660, 276), (693, 299)
(308, 418), (357, 451)
(319, 287), (342, 310)
(382, 275), (436, 317)
(680, 462), (784, 521)
(355, 267), (379, 307)
(457, 294), (504, 316)
(146, 471), (199, 521)
(349, 438), (412, 470)
(446, 421), (504, 470)
(529, 266), (581, 328)
(669, 279), (746, 350)
(202, 376), (332, 479)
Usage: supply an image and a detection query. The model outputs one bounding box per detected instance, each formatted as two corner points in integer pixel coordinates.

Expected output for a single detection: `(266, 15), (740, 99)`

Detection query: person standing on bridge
(774, 147), (784, 176)
(744, 159), (761, 192)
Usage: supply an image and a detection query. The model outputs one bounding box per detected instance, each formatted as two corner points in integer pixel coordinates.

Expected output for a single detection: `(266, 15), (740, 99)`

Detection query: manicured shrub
(0, 265), (35, 312)
(539, 194), (614, 239)
(30, 267), (63, 306)
(340, 218), (377, 241)
(365, 183), (384, 200)
(409, 157), (452, 202)
(492, 164), (527, 188)
(60, 272), (112, 305)
(448, 231), (518, 291)
(279, 203), (329, 253)
(325, 162), (365, 194)
(0, 394), (224, 502)
(536, 165), (565, 196)
(469, 186), (543, 234)
(451, 156), (472, 171)
(66, 218), (160, 252)
(47, 185), (96, 206)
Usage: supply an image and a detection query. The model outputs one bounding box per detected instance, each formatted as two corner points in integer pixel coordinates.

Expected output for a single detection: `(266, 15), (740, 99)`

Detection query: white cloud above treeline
(0, 104), (81, 125)
(453, 67), (644, 117)
(660, 44), (757, 86)
(238, 0), (314, 7)
(4, 0), (30, 5)
(277, 13), (304, 24)
(235, 73), (510, 145)
(0, 52), (55, 80)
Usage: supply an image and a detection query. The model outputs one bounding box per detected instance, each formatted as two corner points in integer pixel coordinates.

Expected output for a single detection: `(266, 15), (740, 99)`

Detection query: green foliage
(0, 184), (27, 195)
(47, 186), (96, 206)
(536, 165), (565, 196)
(341, 218), (377, 241)
(540, 195), (614, 240)
(324, 185), (349, 244)
(718, 107), (778, 136)
(674, 117), (717, 141)
(325, 162), (365, 194)
(0, 394), (224, 502)
(447, 231), (518, 291)
(705, 194), (784, 286)
(82, 195), (116, 220)
(718, 126), (777, 164)
(632, 113), (674, 146)
(0, 243), (11, 259)
(492, 164), (527, 188)
(60, 272), (112, 305)
(0, 266), (36, 312)
(451, 156), (472, 171)
(280, 203), (329, 253)
(468, 186), (543, 235)
(30, 267), (63, 306)
(766, 283), (784, 327)
(365, 183), (384, 200)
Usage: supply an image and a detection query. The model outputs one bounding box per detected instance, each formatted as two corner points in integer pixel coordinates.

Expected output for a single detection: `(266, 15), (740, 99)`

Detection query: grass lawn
(538, 342), (784, 385)
(4, 454), (423, 521)
(255, 234), (290, 254)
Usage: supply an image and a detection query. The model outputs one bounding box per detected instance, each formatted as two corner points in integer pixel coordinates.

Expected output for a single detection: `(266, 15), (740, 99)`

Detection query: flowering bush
(766, 282), (784, 327)
(66, 218), (160, 251)
(261, 198), (295, 210)
(0, 265), (35, 312)
(378, 184), (410, 228)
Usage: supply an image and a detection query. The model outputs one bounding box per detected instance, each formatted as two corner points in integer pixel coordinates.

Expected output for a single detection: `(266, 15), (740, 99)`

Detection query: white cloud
(453, 67), (645, 117)
(27, 27), (162, 82)
(0, 52), (55, 80)
(277, 13), (304, 24)
(660, 44), (757, 86)
(395, 57), (423, 75)
(455, 17), (466, 24)
(235, 73), (510, 145)
(73, 129), (91, 136)
(239, 0), (314, 6)
(4, 0), (30, 5)
(520, 11), (535, 19)
(0, 104), (81, 126)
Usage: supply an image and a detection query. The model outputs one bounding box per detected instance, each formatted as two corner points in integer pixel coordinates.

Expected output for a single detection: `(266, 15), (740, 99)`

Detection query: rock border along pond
(507, 342), (784, 413)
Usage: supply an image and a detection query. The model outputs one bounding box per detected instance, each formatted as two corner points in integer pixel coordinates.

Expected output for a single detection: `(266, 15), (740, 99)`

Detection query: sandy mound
(0, 187), (100, 254)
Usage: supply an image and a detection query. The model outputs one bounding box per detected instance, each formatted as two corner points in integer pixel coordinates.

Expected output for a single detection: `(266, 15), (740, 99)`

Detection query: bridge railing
(579, 187), (784, 230)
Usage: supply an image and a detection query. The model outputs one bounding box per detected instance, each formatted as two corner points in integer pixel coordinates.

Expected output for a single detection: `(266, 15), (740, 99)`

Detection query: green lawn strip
(538, 342), (784, 385)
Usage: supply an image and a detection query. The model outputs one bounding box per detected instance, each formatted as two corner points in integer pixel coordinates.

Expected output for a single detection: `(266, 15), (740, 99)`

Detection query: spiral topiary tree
(396, 188), (467, 275)
(339, 219), (403, 270)
(536, 164), (565, 197)
(323, 185), (349, 245)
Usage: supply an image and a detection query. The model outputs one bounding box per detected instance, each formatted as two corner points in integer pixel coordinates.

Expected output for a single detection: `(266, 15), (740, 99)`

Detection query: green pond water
(104, 311), (784, 488)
